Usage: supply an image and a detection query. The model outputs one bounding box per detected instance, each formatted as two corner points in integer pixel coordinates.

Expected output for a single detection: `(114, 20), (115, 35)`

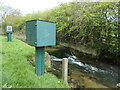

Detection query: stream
(46, 47), (120, 88)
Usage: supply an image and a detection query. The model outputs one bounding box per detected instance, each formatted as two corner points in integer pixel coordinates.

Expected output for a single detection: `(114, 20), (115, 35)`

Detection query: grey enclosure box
(6, 26), (12, 33)
(26, 20), (56, 47)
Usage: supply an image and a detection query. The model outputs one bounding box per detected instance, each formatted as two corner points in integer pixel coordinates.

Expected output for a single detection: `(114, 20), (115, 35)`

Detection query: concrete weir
(59, 42), (99, 57)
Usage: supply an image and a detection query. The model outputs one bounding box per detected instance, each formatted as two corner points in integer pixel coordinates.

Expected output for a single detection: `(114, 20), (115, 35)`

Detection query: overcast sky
(3, 0), (73, 15)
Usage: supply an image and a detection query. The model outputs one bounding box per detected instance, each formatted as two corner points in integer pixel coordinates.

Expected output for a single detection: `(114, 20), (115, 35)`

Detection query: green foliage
(1, 36), (69, 88)
(48, 2), (119, 55)
(4, 1), (119, 55)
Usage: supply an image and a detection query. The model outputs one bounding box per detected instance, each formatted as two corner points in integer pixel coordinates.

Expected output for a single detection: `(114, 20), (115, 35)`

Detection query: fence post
(62, 58), (68, 83)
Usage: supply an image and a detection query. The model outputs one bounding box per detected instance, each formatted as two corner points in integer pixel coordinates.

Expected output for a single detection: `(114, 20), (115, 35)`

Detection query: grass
(1, 36), (69, 88)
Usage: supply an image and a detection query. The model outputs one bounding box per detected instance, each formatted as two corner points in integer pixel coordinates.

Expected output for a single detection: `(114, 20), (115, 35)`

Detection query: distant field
(1, 36), (69, 88)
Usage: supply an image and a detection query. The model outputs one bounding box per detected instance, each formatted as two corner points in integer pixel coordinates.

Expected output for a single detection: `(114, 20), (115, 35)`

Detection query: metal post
(7, 33), (12, 42)
(35, 47), (45, 76)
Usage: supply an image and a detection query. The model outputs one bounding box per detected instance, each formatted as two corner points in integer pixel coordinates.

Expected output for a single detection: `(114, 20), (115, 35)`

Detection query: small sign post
(26, 20), (56, 76)
(6, 26), (12, 42)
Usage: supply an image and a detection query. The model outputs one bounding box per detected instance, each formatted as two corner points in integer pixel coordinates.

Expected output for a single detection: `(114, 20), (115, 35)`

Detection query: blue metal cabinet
(26, 20), (56, 47)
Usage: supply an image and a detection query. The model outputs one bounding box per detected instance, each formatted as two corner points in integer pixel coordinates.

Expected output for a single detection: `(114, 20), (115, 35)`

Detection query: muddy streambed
(46, 47), (119, 88)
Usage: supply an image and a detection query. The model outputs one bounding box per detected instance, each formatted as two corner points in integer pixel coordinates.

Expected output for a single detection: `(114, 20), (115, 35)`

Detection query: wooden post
(62, 58), (68, 83)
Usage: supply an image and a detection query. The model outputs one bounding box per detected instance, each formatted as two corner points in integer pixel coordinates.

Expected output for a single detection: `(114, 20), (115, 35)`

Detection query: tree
(0, 1), (21, 31)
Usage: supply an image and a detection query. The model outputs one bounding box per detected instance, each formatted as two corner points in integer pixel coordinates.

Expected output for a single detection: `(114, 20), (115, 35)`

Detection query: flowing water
(46, 47), (120, 88)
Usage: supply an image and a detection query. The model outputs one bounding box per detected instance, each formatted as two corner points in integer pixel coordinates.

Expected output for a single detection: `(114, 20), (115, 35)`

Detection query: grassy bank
(1, 36), (69, 88)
